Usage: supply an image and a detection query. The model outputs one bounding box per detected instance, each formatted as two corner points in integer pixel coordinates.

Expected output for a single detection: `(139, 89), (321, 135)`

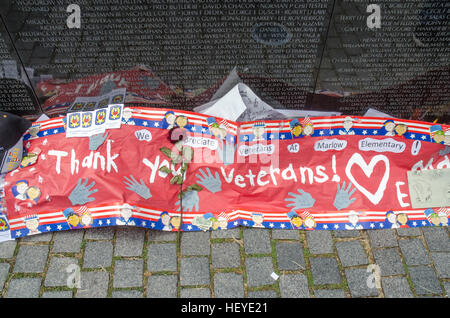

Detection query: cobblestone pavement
(0, 226), (448, 298)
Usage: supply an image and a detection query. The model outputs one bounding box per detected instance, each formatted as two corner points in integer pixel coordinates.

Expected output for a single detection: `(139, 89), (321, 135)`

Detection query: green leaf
(187, 183), (203, 192)
(170, 175), (178, 185)
(159, 166), (172, 174)
(160, 147), (173, 158)
(180, 162), (189, 174)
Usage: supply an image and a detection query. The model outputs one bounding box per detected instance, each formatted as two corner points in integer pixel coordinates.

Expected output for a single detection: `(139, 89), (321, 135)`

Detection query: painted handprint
(175, 190), (200, 212)
(285, 189), (316, 210)
(88, 132), (109, 151)
(333, 181), (357, 210)
(123, 175), (152, 200)
(69, 178), (98, 205)
(196, 168), (221, 193)
(217, 139), (237, 166)
(439, 145), (450, 156)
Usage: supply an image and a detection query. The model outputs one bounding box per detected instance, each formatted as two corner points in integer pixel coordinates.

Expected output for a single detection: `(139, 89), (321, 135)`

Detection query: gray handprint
(196, 168), (221, 193)
(439, 145), (450, 156)
(333, 181), (357, 210)
(175, 190), (200, 212)
(69, 178), (98, 205)
(123, 175), (152, 199)
(89, 132), (109, 151)
(217, 139), (237, 166)
(285, 189), (316, 210)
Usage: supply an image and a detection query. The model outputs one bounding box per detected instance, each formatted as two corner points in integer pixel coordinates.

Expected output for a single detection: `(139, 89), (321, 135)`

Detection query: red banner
(0, 107), (449, 239)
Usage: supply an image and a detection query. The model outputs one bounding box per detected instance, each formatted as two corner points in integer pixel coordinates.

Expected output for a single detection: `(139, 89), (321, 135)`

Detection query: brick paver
(0, 225), (447, 298)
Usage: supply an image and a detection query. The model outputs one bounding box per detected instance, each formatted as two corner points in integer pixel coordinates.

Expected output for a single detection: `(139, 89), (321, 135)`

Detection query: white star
(269, 223), (274, 228)
(228, 136), (234, 142)
(362, 130), (368, 135)
(243, 221), (248, 225)
(270, 134), (275, 139)
(379, 223), (384, 228)
(43, 131), (48, 135)
(187, 225), (192, 230)
(191, 126), (196, 132)
(412, 221), (417, 227)
(106, 219), (111, 225)
(422, 221), (426, 225)
(154, 122), (159, 127)
(329, 130), (334, 135)
(334, 224), (339, 229)
(151, 222), (155, 228)
(243, 136), (248, 141)
(53, 129), (58, 134)
(323, 224), (328, 229)
(141, 221), (146, 226)
(233, 221), (238, 226)
(319, 131), (324, 136)
(410, 134), (415, 138)
(280, 134), (285, 139)
(143, 121), (148, 126)
(280, 224), (285, 228)
(373, 130), (378, 135)
(46, 226), (51, 231)
(98, 220), (103, 225)
(16, 231), (21, 237)
(57, 225), (62, 230)
(201, 128), (206, 133)
(370, 223), (375, 228)
(421, 135), (426, 140)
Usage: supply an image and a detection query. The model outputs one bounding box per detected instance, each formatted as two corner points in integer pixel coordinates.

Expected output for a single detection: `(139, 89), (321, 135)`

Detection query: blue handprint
(217, 139), (237, 166)
(333, 181), (357, 210)
(196, 168), (221, 193)
(69, 178), (98, 205)
(175, 190), (200, 212)
(123, 175), (152, 199)
(285, 189), (316, 210)
(439, 145), (450, 156)
(88, 132), (109, 151)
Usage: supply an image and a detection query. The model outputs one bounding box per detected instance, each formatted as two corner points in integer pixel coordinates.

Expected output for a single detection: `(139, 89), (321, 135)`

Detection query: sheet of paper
(277, 109), (342, 118)
(210, 67), (241, 101)
(0, 230), (12, 243)
(195, 84), (248, 121)
(2, 60), (19, 80)
(195, 83), (286, 122)
(106, 104), (123, 129)
(36, 114), (50, 122)
(237, 83), (286, 121)
(407, 168), (450, 209)
(40, 74), (53, 81)
(21, 67), (34, 87)
(364, 108), (395, 118)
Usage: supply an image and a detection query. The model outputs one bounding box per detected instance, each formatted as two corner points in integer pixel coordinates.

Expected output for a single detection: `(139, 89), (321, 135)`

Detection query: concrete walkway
(0, 226), (448, 298)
